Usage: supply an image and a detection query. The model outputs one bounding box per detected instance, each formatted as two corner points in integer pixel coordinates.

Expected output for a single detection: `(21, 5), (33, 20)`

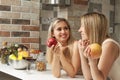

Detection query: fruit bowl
(8, 59), (29, 70)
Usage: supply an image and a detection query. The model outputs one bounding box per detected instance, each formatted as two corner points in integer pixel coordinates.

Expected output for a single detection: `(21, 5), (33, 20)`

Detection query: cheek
(67, 30), (70, 35)
(52, 30), (58, 36)
(68, 33), (70, 38)
(52, 32), (59, 38)
(82, 33), (88, 40)
(65, 30), (70, 38)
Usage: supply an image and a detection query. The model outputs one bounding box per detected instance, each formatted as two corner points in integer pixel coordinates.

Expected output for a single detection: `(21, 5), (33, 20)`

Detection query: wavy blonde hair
(80, 12), (109, 45)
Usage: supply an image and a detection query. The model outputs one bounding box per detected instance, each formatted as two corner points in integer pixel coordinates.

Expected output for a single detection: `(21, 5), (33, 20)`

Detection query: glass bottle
(36, 52), (46, 71)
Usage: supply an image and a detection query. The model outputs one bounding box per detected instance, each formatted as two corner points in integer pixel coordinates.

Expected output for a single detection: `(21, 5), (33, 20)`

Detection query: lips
(61, 35), (67, 38)
(60, 34), (68, 38)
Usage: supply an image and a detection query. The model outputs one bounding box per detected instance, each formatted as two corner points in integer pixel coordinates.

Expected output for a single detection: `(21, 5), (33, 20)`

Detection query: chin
(82, 37), (88, 40)
(59, 40), (68, 44)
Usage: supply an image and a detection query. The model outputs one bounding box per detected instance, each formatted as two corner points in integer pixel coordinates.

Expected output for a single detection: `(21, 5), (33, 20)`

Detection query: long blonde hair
(46, 18), (74, 64)
(80, 12), (109, 45)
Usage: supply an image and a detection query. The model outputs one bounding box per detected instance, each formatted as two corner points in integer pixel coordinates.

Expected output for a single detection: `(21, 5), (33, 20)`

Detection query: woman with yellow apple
(78, 12), (120, 80)
(46, 18), (82, 78)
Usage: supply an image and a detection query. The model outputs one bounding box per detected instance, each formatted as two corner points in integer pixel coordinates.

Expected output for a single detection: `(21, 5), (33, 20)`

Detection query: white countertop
(0, 63), (84, 80)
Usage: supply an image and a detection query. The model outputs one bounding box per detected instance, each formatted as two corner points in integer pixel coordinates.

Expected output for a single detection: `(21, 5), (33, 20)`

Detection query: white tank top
(102, 38), (120, 80)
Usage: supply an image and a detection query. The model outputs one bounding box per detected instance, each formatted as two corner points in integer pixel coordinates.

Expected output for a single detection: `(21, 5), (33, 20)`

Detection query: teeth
(61, 35), (66, 37)
(62, 36), (66, 38)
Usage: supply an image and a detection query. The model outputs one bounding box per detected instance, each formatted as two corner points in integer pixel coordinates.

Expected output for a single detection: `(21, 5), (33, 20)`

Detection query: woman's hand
(82, 44), (98, 65)
(50, 43), (62, 57)
(78, 39), (90, 57)
(84, 46), (100, 64)
(56, 42), (68, 54)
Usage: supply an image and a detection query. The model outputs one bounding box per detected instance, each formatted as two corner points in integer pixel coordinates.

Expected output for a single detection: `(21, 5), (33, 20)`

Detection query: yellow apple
(89, 43), (102, 59)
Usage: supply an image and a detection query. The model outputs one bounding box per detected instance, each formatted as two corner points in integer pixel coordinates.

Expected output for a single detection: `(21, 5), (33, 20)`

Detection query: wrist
(88, 58), (98, 66)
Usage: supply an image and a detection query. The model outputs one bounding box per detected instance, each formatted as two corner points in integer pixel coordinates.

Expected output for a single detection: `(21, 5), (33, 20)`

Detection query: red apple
(47, 38), (57, 47)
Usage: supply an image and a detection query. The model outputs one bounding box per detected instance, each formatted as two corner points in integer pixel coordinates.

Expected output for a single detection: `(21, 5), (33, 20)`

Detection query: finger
(87, 47), (92, 58)
(84, 46), (90, 58)
(83, 48), (87, 57)
(57, 42), (63, 47)
(79, 40), (82, 45)
(51, 45), (55, 49)
(83, 40), (89, 46)
(54, 45), (59, 52)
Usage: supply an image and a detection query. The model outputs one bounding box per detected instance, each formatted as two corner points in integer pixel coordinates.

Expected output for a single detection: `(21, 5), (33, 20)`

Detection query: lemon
(18, 51), (29, 57)
(17, 54), (23, 60)
(9, 54), (17, 60)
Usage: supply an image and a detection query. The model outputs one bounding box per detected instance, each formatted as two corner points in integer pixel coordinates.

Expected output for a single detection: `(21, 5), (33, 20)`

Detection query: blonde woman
(46, 18), (81, 78)
(78, 12), (120, 80)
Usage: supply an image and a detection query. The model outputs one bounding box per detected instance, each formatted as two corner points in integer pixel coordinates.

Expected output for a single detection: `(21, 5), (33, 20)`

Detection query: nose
(61, 29), (66, 33)
(78, 27), (81, 32)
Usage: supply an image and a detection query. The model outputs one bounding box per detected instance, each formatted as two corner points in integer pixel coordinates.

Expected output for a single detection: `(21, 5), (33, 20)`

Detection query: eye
(57, 28), (62, 31)
(64, 26), (69, 30)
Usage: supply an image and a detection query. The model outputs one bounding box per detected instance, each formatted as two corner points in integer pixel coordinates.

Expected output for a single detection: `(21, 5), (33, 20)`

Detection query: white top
(102, 38), (120, 80)
(0, 63), (84, 80)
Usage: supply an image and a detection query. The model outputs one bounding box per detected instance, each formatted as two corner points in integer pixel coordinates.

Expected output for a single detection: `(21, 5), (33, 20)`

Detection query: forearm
(80, 51), (92, 80)
(81, 58), (92, 80)
(60, 53), (76, 77)
(89, 60), (105, 80)
(52, 55), (61, 78)
(46, 51), (53, 64)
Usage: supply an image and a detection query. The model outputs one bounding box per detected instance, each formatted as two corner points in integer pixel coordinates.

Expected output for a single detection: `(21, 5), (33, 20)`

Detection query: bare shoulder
(73, 40), (79, 45)
(98, 39), (119, 76)
(102, 39), (119, 58)
(102, 38), (119, 47)
(72, 40), (79, 55)
(102, 39), (119, 51)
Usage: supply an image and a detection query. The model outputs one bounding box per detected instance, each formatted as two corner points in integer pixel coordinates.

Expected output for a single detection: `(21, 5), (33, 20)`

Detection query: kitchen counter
(0, 63), (84, 80)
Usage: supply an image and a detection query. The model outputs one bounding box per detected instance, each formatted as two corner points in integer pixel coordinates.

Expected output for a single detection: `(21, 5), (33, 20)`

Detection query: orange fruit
(30, 49), (41, 54)
(30, 49), (35, 53)
(89, 43), (102, 59)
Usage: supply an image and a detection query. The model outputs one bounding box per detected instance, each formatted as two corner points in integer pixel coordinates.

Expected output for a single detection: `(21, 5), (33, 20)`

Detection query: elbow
(68, 73), (76, 78)
(69, 75), (75, 78)
(52, 70), (61, 78)
(53, 74), (61, 78)
(68, 69), (78, 78)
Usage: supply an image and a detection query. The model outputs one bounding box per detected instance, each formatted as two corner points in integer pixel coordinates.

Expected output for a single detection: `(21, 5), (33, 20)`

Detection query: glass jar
(36, 52), (46, 71)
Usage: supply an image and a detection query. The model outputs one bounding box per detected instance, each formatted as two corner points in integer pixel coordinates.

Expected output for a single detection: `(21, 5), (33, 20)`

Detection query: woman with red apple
(78, 12), (120, 80)
(46, 18), (82, 78)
